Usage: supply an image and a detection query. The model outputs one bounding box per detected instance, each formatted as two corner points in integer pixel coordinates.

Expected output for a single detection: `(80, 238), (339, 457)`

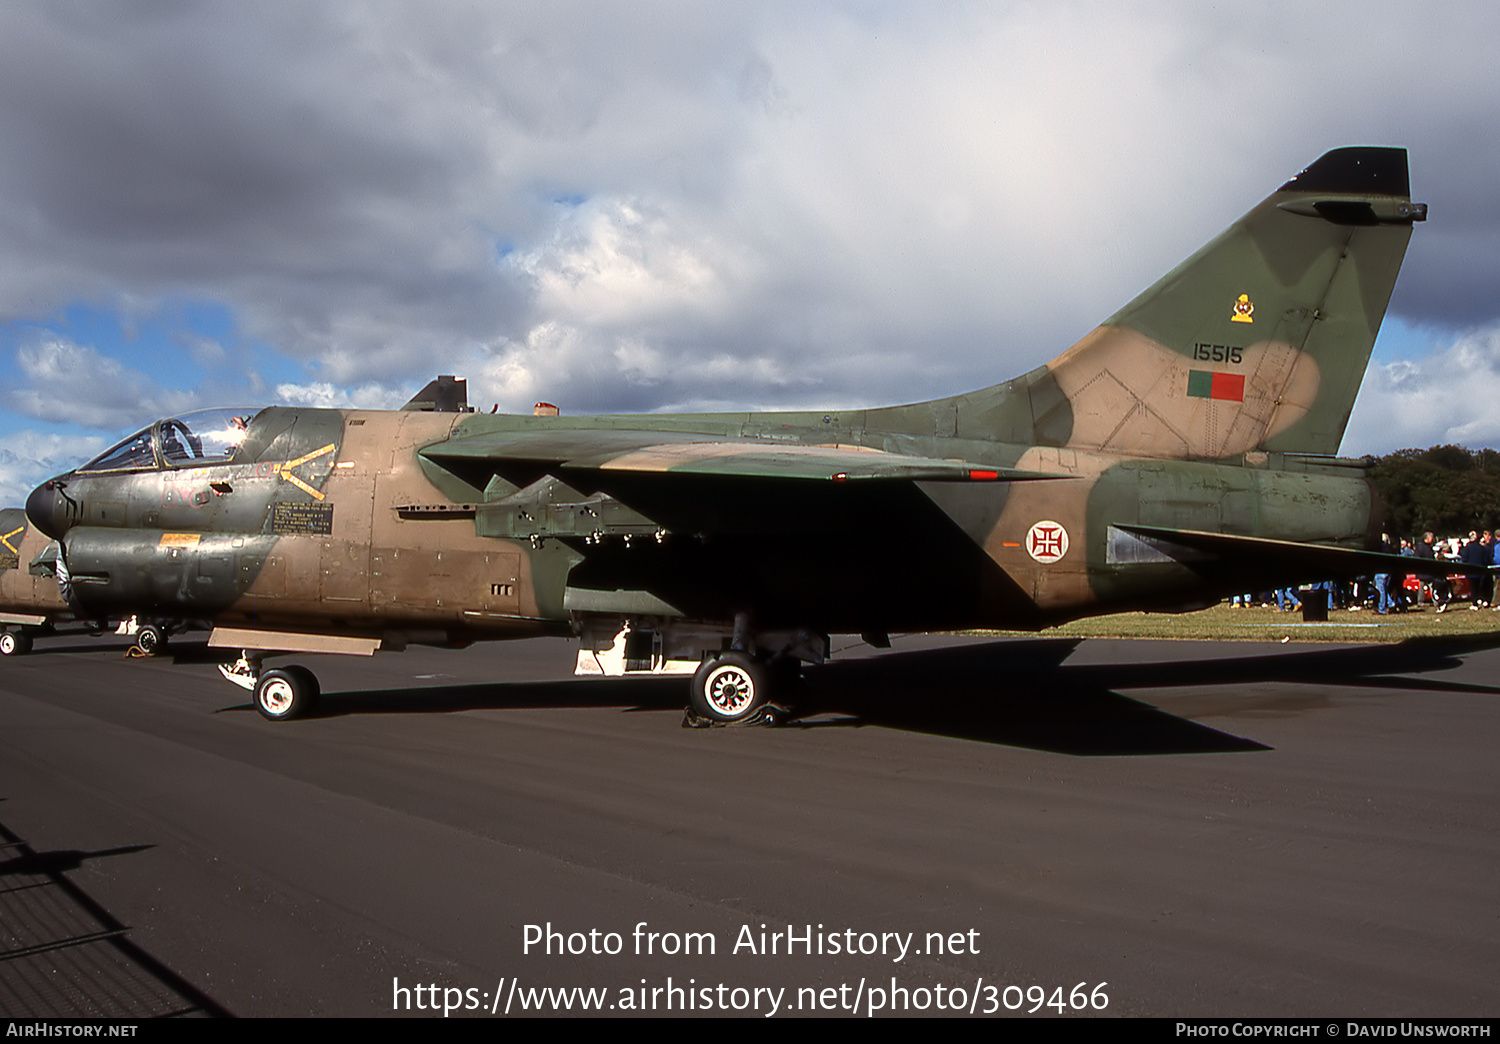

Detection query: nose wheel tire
(690, 652), (768, 723)
(254, 666), (320, 721)
(135, 624), (166, 656)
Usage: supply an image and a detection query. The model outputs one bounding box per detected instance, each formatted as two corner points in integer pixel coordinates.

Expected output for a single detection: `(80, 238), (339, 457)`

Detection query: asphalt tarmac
(0, 631), (1496, 1018)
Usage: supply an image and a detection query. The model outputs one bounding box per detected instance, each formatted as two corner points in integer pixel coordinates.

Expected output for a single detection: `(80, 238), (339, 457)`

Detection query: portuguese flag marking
(1187, 370), (1245, 402)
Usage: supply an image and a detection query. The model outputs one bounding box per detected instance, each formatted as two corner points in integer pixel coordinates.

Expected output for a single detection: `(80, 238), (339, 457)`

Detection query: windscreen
(158, 408), (257, 467)
(79, 426), (155, 473)
(78, 407), (261, 473)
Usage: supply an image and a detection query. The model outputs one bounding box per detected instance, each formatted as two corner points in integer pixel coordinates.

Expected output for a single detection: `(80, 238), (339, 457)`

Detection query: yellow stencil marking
(277, 443), (337, 502)
(0, 526), (24, 555)
(284, 444), (336, 469)
(282, 473), (322, 499)
(160, 533), (202, 547)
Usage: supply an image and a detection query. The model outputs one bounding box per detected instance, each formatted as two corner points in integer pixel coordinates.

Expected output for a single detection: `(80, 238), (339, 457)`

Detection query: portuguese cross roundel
(1026, 520), (1069, 563)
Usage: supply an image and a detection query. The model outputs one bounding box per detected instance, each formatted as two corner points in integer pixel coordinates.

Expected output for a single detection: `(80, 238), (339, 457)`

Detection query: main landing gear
(219, 653), (321, 721)
(685, 649), (804, 726)
(690, 651), (769, 723)
(683, 614), (816, 726)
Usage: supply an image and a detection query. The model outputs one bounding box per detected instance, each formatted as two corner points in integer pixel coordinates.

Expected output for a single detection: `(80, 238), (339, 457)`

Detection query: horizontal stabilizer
(1114, 525), (1484, 583)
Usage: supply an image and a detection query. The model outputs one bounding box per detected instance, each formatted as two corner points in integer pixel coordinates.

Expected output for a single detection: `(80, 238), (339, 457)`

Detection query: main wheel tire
(135, 624), (166, 656)
(254, 666), (320, 721)
(0, 631), (31, 656)
(690, 651), (768, 723)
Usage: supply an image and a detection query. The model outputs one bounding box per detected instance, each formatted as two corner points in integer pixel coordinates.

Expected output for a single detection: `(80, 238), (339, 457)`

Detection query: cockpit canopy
(79, 407), (262, 473)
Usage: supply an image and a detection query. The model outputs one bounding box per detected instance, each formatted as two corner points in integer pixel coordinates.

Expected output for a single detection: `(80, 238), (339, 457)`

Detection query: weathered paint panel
(983, 446), (1101, 612)
(1043, 327), (1319, 459)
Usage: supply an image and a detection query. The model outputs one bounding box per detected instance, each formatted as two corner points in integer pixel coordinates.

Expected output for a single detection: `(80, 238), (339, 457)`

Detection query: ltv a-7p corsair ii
(24, 147), (1426, 723)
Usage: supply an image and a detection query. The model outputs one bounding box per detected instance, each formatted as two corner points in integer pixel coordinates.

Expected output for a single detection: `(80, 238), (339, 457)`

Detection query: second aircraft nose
(26, 478), (74, 540)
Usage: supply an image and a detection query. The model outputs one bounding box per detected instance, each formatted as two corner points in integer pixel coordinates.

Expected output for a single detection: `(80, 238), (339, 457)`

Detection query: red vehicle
(1403, 572), (1470, 602)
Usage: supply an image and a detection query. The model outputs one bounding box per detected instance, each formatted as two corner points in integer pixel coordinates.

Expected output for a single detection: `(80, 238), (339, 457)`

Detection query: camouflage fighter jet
(25, 147), (1427, 723)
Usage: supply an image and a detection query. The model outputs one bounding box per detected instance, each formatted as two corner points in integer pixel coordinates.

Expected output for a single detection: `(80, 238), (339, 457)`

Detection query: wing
(419, 426), (1054, 626)
(422, 428), (1069, 484)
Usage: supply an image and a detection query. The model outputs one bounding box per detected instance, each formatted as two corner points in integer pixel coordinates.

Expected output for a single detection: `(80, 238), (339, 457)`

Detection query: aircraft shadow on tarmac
(0, 815), (232, 1018)
(198, 634), (1500, 757)
(0, 841), (153, 877)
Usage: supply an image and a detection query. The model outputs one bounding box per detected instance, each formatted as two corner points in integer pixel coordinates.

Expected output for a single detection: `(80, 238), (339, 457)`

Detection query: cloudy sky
(0, 1), (1494, 502)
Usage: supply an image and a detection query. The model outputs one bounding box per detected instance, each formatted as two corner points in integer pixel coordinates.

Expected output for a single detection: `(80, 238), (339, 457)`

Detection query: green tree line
(1368, 445), (1500, 538)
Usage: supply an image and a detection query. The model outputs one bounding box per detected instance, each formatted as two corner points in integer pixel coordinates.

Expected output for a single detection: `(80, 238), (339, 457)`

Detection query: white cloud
(0, 430), (107, 506)
(515, 199), (734, 327)
(272, 381), (409, 410)
(0, 2), (1494, 444)
(1345, 325), (1500, 455)
(9, 336), (195, 431)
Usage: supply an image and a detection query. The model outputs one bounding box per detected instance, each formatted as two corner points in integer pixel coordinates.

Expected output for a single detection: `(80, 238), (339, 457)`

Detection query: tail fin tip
(1279, 146), (1410, 197)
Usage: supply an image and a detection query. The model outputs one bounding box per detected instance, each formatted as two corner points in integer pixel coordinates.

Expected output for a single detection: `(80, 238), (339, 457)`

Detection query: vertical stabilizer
(958, 148), (1423, 458)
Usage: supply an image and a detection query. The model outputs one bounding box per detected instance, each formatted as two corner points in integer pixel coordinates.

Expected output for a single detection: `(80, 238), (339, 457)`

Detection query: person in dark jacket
(1461, 531), (1491, 608)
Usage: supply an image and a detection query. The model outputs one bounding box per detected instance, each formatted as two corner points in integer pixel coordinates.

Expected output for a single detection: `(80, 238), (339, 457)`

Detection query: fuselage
(23, 403), (1380, 647)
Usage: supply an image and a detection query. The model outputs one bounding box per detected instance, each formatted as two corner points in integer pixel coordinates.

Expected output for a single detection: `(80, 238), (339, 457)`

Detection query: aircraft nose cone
(26, 479), (69, 539)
